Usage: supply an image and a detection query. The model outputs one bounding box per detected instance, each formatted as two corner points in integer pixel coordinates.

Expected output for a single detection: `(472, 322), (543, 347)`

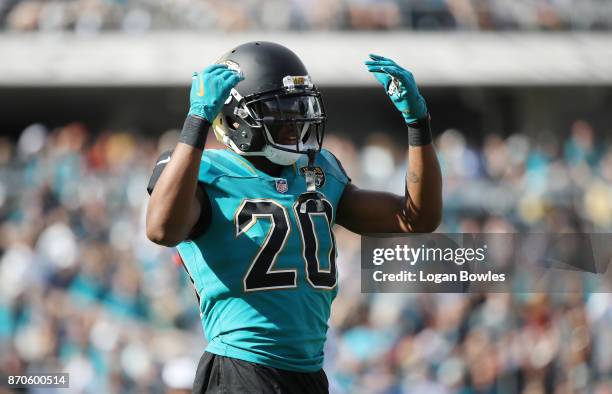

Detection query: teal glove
(365, 54), (427, 124)
(189, 64), (244, 122)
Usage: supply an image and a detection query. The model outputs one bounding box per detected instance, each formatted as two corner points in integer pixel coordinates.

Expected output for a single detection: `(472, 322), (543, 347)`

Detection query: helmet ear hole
(226, 116), (237, 130)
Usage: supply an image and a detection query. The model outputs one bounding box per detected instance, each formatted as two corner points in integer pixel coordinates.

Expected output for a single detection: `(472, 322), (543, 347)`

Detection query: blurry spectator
(3, 0), (612, 32)
(0, 119), (610, 392)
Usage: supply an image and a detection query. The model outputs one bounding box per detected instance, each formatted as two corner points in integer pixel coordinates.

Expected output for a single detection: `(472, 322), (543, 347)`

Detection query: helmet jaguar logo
(223, 60), (243, 76)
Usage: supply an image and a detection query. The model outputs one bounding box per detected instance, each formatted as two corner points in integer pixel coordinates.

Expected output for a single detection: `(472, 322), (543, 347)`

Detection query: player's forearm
(146, 66), (242, 246)
(404, 143), (442, 232)
(146, 142), (202, 245)
(364, 55), (441, 231)
(146, 114), (210, 245)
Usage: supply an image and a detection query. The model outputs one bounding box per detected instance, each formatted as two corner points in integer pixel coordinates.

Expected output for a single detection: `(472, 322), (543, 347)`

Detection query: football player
(146, 42), (441, 393)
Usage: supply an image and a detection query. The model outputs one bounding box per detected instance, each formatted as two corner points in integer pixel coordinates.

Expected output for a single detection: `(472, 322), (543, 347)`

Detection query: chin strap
(299, 149), (325, 213)
(305, 149), (317, 192)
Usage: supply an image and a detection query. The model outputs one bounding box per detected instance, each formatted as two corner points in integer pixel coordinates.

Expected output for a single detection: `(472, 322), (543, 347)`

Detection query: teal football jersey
(176, 148), (350, 372)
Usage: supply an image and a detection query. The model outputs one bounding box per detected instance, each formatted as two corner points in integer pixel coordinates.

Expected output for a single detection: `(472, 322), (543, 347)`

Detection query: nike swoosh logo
(198, 76), (204, 96)
(156, 157), (170, 166)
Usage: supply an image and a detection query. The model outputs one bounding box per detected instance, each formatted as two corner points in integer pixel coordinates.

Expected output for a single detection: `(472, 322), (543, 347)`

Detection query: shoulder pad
(198, 149), (259, 184)
(316, 149), (351, 184)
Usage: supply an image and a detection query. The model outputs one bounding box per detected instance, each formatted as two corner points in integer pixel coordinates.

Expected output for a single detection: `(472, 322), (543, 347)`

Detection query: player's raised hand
(189, 64), (244, 122)
(364, 54), (427, 124)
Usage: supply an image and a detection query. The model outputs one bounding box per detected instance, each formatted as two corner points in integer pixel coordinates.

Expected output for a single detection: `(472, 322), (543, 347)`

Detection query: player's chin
(268, 124), (301, 145)
(274, 132), (299, 146)
(278, 138), (299, 146)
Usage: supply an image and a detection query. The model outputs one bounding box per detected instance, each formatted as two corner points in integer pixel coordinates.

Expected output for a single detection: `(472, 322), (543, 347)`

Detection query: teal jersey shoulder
(176, 148), (349, 372)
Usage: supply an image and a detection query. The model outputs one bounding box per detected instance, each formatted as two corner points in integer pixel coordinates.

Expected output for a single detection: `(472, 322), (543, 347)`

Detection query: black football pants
(193, 352), (329, 394)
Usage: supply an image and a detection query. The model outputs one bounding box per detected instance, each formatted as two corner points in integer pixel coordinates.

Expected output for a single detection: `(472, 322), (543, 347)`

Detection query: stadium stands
(2, 0), (612, 32)
(0, 122), (610, 392)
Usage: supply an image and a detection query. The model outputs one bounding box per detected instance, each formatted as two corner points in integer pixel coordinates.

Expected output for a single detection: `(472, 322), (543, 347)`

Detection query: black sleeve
(147, 149), (212, 239)
(147, 150), (173, 195)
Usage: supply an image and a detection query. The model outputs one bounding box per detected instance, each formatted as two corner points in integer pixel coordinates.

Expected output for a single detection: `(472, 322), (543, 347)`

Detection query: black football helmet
(212, 41), (326, 165)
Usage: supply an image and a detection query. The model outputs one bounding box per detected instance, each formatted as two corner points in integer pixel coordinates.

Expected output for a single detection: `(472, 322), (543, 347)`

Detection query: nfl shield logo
(275, 178), (288, 193)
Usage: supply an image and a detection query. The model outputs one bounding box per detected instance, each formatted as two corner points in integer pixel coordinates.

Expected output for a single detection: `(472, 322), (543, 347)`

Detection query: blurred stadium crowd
(2, 0), (612, 33)
(0, 120), (611, 393)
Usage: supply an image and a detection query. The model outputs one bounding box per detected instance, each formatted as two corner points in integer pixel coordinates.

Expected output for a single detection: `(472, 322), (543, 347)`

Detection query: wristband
(407, 115), (433, 146)
(178, 115), (211, 151)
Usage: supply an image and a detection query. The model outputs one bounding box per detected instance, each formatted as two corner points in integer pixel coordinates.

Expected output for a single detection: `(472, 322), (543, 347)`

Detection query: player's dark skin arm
(146, 63), (243, 246)
(146, 125), (290, 247)
(146, 143), (205, 246)
(336, 143), (442, 234)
